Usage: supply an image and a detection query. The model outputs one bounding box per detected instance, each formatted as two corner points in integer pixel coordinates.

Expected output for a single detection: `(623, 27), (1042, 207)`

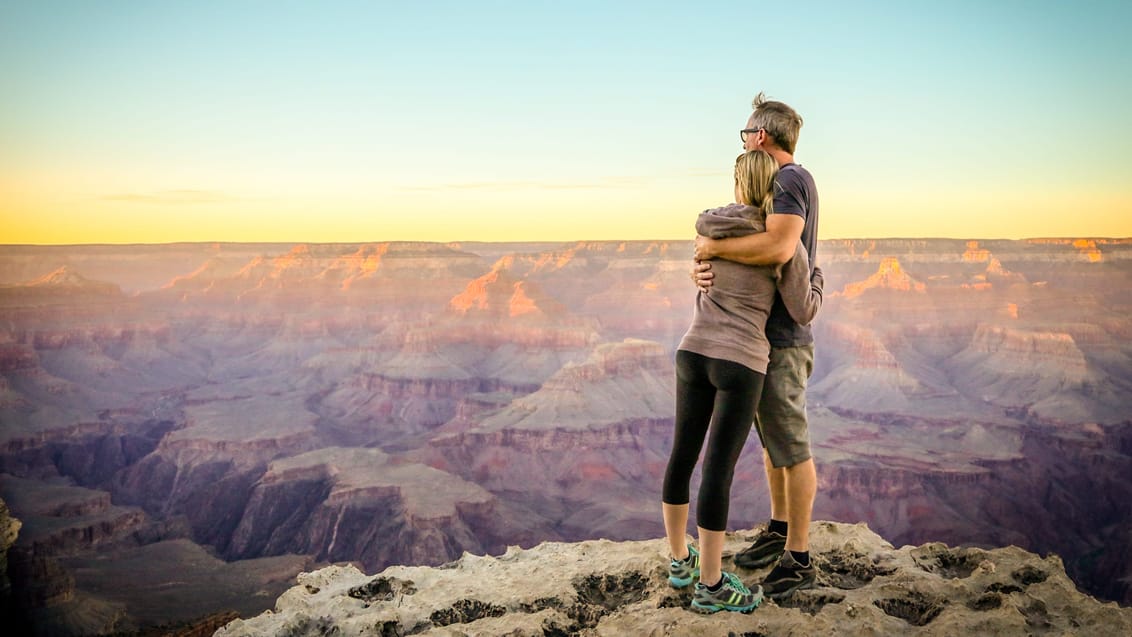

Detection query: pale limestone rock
(216, 521), (1132, 637)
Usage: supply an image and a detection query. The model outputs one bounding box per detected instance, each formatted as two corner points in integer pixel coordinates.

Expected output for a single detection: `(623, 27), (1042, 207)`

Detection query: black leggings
(663, 350), (765, 532)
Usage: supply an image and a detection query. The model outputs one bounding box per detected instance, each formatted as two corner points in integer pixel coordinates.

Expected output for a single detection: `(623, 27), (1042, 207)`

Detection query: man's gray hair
(751, 92), (803, 154)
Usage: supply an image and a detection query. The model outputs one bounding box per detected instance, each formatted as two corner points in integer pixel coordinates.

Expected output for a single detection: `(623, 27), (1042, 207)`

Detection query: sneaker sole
(668, 574), (696, 588)
(734, 550), (784, 569)
(690, 596), (763, 614)
(766, 577), (816, 600)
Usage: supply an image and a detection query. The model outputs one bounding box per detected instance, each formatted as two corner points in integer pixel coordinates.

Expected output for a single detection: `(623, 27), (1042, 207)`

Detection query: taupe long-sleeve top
(678, 203), (824, 374)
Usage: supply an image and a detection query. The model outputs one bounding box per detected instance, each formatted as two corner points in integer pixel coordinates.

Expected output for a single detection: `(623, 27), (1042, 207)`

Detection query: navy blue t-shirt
(765, 163), (819, 347)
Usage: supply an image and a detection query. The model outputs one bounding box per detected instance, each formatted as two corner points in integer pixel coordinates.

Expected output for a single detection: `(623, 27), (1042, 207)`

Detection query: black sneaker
(761, 551), (816, 600)
(733, 528), (786, 569)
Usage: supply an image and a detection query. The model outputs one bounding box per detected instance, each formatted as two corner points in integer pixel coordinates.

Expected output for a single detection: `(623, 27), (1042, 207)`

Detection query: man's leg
(764, 449), (787, 523)
(783, 458), (817, 552)
(749, 345), (817, 598)
(735, 345), (812, 569)
(758, 344), (815, 548)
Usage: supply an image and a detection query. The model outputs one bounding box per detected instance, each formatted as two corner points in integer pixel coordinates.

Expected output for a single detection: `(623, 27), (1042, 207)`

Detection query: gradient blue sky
(2, 0), (1130, 243)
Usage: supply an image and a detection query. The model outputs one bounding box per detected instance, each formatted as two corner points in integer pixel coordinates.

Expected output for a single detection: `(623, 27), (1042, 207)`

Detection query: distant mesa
(162, 256), (245, 290)
(946, 324), (1100, 419)
(960, 325), (1088, 374)
(489, 249), (580, 279)
(963, 256), (1026, 290)
(985, 257), (1009, 277)
(840, 257), (926, 298)
(0, 266), (123, 302)
(28, 266), (89, 287)
(239, 244), (323, 286)
(471, 338), (674, 432)
(156, 242), (488, 303)
(483, 241), (675, 283)
(1022, 238), (1108, 262)
(329, 244), (391, 290)
(226, 446), (522, 573)
(449, 265), (566, 319)
(810, 323), (931, 410)
(961, 240), (991, 263)
(1073, 239), (1104, 262)
(27, 267), (120, 292)
(258, 447), (491, 517)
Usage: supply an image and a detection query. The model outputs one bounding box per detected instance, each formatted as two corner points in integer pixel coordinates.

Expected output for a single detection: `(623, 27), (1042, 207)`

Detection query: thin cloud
(100, 190), (237, 204)
(399, 172), (725, 192)
(398, 176), (654, 192)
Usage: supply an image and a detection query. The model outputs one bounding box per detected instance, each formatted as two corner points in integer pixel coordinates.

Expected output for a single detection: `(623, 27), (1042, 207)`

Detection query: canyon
(0, 237), (1129, 634)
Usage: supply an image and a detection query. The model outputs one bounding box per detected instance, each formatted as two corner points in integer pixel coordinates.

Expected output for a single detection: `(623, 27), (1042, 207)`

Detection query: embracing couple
(661, 93), (823, 614)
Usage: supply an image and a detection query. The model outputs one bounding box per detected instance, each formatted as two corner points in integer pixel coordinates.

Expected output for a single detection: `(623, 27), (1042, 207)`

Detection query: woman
(662, 149), (824, 614)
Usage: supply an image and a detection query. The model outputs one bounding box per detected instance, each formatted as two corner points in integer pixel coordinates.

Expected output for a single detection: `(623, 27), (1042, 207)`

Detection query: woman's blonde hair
(734, 149), (777, 220)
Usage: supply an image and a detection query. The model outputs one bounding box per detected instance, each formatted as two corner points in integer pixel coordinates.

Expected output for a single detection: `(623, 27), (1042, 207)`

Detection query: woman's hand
(691, 261), (714, 292)
(692, 236), (716, 292)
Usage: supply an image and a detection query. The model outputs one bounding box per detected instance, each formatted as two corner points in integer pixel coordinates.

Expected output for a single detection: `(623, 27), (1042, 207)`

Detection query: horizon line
(3, 236), (1132, 249)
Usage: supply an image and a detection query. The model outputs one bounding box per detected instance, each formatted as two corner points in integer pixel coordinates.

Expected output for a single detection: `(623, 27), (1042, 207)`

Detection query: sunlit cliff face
(839, 257), (927, 298)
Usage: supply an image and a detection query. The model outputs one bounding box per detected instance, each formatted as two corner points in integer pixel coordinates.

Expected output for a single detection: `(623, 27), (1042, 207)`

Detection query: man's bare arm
(693, 213), (805, 266)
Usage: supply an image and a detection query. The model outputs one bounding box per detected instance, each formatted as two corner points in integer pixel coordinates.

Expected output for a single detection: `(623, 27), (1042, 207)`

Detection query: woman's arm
(776, 243), (824, 325)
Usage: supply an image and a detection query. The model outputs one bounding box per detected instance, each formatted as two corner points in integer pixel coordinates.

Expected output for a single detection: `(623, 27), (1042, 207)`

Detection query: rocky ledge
(217, 521), (1131, 636)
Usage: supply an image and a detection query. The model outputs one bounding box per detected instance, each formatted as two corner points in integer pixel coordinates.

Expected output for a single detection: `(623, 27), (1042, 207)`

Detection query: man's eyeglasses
(740, 128), (763, 143)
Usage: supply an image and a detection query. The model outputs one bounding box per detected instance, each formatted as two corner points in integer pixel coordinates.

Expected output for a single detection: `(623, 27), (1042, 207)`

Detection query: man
(692, 92), (820, 600)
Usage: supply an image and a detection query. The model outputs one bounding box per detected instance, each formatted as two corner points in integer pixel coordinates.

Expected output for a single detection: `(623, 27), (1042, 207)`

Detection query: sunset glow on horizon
(2, 1), (1130, 245)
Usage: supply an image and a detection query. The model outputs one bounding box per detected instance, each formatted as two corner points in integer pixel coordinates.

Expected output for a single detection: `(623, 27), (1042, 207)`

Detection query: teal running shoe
(667, 544), (701, 588)
(691, 571), (763, 614)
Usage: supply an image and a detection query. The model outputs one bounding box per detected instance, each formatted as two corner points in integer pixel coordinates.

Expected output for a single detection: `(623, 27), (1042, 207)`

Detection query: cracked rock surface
(217, 521), (1132, 636)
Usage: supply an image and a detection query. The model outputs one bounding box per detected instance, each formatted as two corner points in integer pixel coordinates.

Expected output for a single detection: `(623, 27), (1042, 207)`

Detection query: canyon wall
(1, 238), (1130, 633)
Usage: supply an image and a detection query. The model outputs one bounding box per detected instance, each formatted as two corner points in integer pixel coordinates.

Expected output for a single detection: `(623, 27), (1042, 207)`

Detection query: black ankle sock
(706, 577), (724, 592)
(789, 550), (810, 567)
(768, 519), (788, 535)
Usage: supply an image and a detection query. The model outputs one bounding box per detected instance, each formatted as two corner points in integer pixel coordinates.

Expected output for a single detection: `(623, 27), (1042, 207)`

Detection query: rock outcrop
(226, 447), (539, 572)
(0, 267), (124, 306)
(217, 521), (1132, 637)
(423, 339), (676, 539)
(0, 497), (20, 623)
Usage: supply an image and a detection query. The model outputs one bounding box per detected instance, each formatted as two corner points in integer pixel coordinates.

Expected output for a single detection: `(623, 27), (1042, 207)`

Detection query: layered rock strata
(226, 447), (542, 572)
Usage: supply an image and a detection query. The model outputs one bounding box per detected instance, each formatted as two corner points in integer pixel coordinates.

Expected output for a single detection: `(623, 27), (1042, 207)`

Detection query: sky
(1, 0), (1130, 244)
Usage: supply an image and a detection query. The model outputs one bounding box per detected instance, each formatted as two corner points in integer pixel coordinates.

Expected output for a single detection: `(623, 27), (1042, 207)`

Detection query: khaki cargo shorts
(753, 344), (814, 468)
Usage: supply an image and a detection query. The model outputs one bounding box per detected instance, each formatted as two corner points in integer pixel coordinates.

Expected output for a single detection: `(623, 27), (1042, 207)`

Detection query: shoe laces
(722, 572), (751, 594)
